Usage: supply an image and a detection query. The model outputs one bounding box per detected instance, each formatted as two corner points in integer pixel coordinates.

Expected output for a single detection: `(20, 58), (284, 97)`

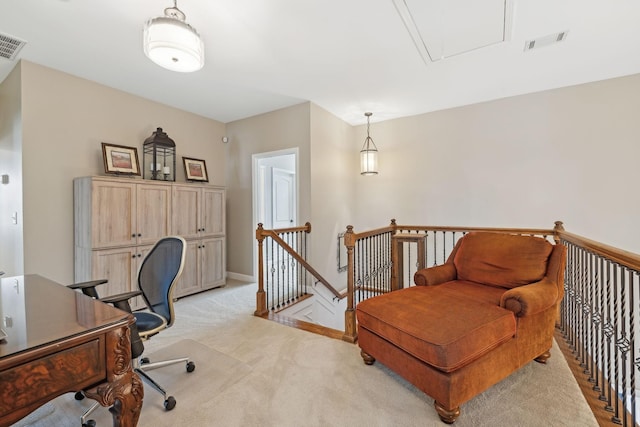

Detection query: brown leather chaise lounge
(356, 232), (566, 423)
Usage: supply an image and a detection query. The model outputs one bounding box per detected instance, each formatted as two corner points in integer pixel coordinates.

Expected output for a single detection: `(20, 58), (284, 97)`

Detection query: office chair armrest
(100, 290), (142, 305)
(67, 279), (108, 298)
(68, 279), (108, 290)
(100, 290), (143, 314)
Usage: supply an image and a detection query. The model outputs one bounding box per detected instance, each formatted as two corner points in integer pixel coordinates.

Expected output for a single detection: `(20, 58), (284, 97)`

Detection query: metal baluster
(586, 250), (594, 381)
(270, 237), (277, 310)
(609, 263), (620, 416)
(432, 230), (437, 266)
(605, 260), (614, 412)
(357, 240), (363, 303)
(620, 267), (630, 427)
(593, 255), (603, 395)
(580, 248), (587, 370)
(629, 269), (636, 425)
(570, 244), (579, 354)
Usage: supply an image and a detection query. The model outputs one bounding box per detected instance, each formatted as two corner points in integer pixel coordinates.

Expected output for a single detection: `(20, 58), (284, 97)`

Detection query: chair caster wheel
(75, 391), (85, 400)
(186, 361), (195, 372)
(82, 420), (97, 427)
(164, 396), (176, 411)
(141, 357), (150, 364)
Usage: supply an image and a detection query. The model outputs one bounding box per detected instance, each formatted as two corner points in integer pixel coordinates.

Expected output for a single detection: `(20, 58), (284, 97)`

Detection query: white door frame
(251, 148), (299, 280)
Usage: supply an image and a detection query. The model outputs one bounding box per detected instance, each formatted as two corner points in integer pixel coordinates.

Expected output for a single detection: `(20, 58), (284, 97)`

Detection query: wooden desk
(0, 275), (143, 427)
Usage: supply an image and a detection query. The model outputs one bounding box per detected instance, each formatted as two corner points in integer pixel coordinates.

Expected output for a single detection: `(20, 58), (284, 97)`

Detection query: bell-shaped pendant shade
(143, 4), (204, 73)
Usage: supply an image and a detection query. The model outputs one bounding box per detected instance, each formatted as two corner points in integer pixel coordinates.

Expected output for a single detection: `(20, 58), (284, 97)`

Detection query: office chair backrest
(138, 236), (186, 327)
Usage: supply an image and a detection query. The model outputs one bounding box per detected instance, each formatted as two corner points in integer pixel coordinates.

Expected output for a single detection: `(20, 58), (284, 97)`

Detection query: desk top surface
(0, 274), (130, 359)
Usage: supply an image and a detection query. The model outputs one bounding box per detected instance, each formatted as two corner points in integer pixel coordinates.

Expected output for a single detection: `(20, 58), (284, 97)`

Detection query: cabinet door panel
(202, 188), (225, 236)
(201, 237), (225, 290)
(137, 184), (171, 245)
(92, 247), (136, 299)
(92, 182), (136, 248)
(174, 240), (200, 297)
(172, 186), (200, 239)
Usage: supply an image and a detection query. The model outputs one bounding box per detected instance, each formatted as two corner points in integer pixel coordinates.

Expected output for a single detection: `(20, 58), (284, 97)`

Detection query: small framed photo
(101, 143), (141, 176)
(183, 157), (209, 182)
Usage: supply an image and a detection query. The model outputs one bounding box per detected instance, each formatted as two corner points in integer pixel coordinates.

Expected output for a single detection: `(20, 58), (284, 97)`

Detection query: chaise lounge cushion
(356, 285), (516, 372)
(454, 232), (553, 288)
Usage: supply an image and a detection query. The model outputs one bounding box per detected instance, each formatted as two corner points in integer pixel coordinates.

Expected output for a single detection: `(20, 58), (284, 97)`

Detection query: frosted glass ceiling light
(144, 1), (204, 72)
(360, 112), (379, 175)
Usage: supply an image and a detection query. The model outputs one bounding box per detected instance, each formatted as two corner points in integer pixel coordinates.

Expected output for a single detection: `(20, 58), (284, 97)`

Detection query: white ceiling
(1, 0), (640, 125)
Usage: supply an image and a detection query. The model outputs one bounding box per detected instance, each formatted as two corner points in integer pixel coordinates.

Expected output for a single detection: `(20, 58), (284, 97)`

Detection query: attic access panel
(395, 0), (512, 63)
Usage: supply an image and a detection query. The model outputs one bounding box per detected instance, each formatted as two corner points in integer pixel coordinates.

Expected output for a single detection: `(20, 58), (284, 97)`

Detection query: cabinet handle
(131, 234), (136, 238)
(138, 233), (142, 237)
(138, 254), (142, 257)
(132, 254), (136, 258)
(202, 228), (206, 232)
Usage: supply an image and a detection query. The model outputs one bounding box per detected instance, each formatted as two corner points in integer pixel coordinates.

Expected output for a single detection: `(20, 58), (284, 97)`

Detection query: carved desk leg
(84, 323), (144, 427)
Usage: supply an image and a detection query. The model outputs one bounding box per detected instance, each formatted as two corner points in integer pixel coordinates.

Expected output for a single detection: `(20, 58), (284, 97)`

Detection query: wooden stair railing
(255, 223), (346, 318)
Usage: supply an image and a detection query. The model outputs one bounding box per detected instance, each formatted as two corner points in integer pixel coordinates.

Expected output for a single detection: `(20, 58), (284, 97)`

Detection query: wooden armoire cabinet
(74, 176), (226, 307)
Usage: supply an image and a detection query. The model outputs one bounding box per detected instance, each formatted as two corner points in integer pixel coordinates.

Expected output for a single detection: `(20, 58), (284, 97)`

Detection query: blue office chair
(69, 236), (194, 426)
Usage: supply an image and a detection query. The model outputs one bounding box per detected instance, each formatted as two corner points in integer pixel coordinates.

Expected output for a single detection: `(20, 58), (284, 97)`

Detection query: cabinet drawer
(0, 339), (105, 414)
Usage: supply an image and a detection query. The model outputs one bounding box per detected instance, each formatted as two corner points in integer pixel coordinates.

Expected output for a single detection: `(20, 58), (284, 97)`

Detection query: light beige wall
(0, 63), (24, 276)
(309, 103), (355, 288)
(19, 61), (225, 283)
(354, 73), (640, 254)
(225, 103), (311, 276)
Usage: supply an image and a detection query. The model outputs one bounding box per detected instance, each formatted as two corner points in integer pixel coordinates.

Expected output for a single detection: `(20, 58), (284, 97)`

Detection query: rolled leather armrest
(500, 278), (558, 317)
(414, 263), (456, 286)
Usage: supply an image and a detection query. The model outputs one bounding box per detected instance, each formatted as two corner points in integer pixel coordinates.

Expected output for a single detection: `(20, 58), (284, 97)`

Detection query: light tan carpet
(13, 280), (597, 427)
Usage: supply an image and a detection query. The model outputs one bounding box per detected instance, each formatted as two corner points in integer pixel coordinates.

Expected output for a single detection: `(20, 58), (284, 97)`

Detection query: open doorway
(252, 148), (299, 277)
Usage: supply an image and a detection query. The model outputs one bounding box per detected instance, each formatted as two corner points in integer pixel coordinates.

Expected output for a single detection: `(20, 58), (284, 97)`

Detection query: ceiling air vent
(0, 33), (27, 61)
(524, 31), (568, 52)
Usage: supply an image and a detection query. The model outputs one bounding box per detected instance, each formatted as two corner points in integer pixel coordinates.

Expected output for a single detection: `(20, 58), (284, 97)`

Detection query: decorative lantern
(360, 112), (379, 175)
(143, 127), (176, 181)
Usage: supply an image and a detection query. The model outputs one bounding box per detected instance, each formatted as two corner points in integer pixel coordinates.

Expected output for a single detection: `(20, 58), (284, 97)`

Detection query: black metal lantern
(143, 127), (176, 181)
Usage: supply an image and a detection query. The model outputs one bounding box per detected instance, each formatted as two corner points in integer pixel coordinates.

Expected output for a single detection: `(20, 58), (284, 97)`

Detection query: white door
(272, 168), (296, 229)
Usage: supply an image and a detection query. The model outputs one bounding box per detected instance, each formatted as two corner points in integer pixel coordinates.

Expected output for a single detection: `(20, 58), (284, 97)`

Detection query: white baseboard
(227, 271), (255, 283)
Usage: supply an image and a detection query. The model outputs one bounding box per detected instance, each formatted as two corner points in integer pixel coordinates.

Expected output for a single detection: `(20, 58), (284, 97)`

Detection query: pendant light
(360, 112), (379, 175)
(143, 1), (204, 73)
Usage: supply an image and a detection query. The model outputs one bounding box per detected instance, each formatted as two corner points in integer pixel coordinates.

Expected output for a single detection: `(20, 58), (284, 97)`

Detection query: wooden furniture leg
(360, 350), (376, 365)
(83, 325), (144, 427)
(534, 350), (551, 364)
(434, 401), (461, 424)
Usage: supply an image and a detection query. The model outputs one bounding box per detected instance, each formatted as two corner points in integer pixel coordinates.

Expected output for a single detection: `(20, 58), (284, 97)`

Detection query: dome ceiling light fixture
(143, 0), (204, 73)
(360, 112), (379, 175)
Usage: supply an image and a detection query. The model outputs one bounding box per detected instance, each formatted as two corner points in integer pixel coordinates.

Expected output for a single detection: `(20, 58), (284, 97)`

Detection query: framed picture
(183, 157), (209, 182)
(337, 232), (347, 273)
(101, 143), (141, 176)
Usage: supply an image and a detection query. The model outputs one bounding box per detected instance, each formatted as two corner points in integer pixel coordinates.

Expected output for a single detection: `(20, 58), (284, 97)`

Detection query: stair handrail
(255, 222), (346, 317)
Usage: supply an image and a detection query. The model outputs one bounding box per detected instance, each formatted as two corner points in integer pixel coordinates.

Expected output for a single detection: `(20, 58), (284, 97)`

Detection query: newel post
(343, 225), (358, 343)
(553, 220), (564, 244)
(254, 223), (268, 316)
